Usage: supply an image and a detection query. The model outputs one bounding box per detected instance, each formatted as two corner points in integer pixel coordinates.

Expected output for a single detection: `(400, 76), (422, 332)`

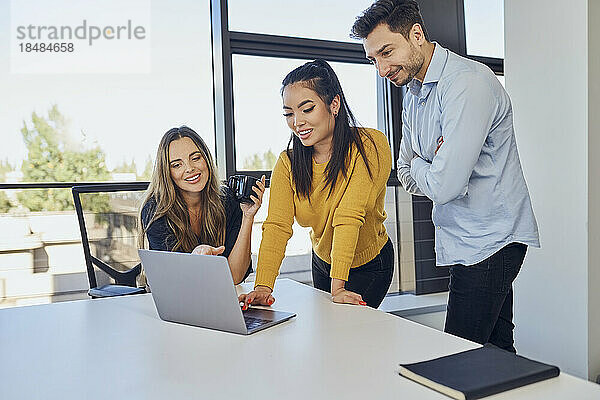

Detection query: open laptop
(138, 249), (296, 335)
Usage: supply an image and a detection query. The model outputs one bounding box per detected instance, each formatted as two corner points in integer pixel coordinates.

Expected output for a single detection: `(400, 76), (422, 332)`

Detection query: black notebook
(398, 344), (560, 400)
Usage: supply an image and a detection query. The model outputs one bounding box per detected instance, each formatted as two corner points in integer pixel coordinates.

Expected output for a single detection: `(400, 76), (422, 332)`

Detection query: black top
(141, 186), (252, 281)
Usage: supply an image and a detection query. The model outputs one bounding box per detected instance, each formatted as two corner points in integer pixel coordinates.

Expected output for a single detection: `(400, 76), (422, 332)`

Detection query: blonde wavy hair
(138, 126), (225, 253)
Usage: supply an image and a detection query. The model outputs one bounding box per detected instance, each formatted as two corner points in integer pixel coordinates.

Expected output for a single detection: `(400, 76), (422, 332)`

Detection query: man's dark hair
(351, 0), (429, 41)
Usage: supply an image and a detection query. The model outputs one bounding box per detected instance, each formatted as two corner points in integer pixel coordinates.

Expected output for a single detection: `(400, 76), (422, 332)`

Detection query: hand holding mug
(239, 175), (266, 218)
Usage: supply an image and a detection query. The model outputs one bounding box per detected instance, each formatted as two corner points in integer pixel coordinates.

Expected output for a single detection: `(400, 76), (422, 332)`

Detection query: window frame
(0, 0), (504, 188)
(210, 0), (394, 185)
(210, 0), (503, 187)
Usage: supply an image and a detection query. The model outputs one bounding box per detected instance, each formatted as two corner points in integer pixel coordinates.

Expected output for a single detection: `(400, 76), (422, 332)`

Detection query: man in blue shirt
(352, 0), (539, 352)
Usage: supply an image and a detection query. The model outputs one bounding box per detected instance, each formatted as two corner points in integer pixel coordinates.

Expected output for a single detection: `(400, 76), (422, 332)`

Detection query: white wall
(588, 0), (600, 382)
(506, 0), (600, 380)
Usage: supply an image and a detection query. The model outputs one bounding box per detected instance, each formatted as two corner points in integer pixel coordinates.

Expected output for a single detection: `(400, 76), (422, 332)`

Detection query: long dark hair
(138, 126), (225, 252)
(282, 59), (374, 200)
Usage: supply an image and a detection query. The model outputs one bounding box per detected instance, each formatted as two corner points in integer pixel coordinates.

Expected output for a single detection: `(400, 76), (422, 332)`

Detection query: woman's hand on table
(331, 278), (366, 306)
(238, 285), (275, 309)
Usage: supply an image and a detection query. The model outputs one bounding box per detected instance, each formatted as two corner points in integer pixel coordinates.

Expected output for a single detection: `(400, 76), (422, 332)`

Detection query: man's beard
(391, 46), (425, 87)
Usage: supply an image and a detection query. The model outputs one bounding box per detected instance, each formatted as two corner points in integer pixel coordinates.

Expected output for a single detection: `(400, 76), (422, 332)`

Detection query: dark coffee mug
(227, 175), (259, 204)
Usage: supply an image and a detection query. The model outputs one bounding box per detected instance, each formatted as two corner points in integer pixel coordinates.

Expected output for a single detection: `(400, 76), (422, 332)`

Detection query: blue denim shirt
(398, 43), (540, 266)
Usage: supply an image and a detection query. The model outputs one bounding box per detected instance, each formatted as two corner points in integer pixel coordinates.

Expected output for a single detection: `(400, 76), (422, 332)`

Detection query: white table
(1, 279), (598, 399)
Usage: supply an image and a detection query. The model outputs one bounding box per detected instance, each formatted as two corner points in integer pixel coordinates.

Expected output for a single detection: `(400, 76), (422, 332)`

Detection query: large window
(2, 1), (214, 184)
(0, 0), (213, 307)
(228, 0), (374, 43)
(463, 0), (504, 59)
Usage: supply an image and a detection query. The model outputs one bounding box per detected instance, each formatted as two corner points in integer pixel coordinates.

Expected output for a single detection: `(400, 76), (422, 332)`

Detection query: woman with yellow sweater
(240, 59), (393, 308)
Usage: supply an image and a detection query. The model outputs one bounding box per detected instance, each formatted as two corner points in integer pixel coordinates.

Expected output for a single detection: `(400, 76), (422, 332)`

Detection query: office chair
(72, 183), (149, 298)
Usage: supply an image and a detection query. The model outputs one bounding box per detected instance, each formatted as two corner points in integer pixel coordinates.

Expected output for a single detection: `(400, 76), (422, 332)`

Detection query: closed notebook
(398, 344), (560, 400)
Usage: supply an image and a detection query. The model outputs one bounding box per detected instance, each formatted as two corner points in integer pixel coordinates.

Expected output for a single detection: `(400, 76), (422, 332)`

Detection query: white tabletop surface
(0, 279), (598, 399)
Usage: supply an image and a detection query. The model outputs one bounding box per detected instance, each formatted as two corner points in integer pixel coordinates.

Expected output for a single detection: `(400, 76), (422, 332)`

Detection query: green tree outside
(112, 159), (137, 174)
(0, 194), (11, 213)
(242, 149), (277, 171)
(140, 156), (154, 181)
(0, 159), (14, 212)
(17, 105), (111, 212)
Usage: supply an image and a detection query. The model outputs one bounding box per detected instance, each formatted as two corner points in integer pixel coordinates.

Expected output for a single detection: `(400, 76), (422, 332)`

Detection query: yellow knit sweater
(255, 128), (392, 290)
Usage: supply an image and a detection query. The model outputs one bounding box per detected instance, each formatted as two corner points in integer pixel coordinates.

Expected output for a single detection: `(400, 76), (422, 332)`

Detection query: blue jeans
(444, 242), (527, 352)
(311, 238), (394, 308)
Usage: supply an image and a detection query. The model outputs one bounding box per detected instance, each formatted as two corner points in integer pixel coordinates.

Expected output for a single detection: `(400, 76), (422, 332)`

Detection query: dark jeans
(444, 242), (528, 353)
(312, 238), (394, 308)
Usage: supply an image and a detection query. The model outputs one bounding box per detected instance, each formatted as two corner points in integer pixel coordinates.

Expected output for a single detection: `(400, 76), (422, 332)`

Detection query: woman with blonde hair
(139, 126), (265, 285)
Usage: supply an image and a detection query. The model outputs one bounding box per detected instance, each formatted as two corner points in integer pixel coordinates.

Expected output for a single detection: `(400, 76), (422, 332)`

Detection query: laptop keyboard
(243, 314), (271, 330)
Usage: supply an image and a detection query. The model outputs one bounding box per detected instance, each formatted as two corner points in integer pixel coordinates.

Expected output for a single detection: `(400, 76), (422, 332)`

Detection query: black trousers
(311, 238), (394, 308)
(444, 242), (528, 353)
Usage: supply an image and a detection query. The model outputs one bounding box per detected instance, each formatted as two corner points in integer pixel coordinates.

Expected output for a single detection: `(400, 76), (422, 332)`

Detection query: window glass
(1, 0), (214, 185)
(463, 0), (504, 58)
(228, 0), (374, 43)
(232, 55), (378, 171)
(0, 0), (213, 306)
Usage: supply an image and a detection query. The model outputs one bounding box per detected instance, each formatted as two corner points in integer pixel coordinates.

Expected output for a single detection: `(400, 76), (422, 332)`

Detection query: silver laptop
(138, 249), (296, 335)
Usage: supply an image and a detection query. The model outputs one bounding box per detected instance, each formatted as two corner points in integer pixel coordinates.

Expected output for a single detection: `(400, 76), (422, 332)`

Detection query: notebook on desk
(398, 343), (560, 400)
(138, 249), (296, 335)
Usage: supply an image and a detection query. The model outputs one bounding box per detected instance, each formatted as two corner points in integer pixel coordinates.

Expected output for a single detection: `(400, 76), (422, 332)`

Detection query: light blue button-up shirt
(398, 43), (540, 266)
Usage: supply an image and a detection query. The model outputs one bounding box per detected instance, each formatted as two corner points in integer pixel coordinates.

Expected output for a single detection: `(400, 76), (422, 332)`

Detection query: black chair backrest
(72, 183), (149, 290)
